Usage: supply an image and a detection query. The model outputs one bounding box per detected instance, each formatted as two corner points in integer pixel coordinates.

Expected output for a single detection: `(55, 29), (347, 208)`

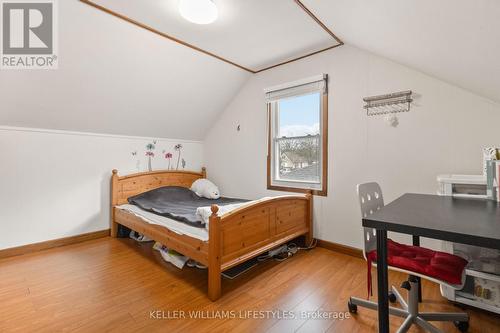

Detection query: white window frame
(265, 74), (328, 196)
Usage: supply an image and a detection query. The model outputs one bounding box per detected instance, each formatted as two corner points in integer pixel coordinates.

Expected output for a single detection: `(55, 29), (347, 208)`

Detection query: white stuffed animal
(191, 179), (220, 199)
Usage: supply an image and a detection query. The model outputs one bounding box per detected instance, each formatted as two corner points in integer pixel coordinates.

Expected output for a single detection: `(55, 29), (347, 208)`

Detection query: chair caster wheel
(347, 300), (357, 314)
(454, 321), (469, 332)
(388, 291), (397, 303)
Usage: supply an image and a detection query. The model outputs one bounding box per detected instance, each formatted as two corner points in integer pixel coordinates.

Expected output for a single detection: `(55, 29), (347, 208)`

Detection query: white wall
(204, 45), (500, 249)
(0, 127), (203, 250)
(0, 0), (249, 140)
(302, 0), (500, 103)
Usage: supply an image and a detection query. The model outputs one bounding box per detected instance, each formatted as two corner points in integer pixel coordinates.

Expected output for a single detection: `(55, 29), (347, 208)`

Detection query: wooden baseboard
(0, 232), (359, 261)
(0, 229), (110, 260)
(316, 239), (363, 259)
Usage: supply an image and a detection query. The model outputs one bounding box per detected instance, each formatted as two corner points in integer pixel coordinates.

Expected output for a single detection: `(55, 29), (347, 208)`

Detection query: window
(266, 74), (328, 196)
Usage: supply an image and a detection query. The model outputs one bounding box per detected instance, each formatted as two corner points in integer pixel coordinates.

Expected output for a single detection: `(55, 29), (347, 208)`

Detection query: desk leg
(377, 229), (389, 333)
(412, 235), (422, 302)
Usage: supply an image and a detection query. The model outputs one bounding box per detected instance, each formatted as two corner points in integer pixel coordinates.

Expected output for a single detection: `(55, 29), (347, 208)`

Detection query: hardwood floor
(0, 238), (499, 333)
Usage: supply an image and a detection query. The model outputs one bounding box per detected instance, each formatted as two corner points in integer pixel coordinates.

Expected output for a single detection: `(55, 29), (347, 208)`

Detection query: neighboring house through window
(265, 74), (328, 196)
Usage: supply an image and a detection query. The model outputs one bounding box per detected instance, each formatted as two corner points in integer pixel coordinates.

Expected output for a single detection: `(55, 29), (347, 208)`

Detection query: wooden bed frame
(111, 167), (313, 301)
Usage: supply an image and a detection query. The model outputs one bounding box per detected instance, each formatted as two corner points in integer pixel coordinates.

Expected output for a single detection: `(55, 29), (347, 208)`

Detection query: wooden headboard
(111, 167), (206, 206)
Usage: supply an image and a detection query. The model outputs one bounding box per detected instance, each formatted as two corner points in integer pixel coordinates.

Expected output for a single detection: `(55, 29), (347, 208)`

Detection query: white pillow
(191, 179), (220, 199)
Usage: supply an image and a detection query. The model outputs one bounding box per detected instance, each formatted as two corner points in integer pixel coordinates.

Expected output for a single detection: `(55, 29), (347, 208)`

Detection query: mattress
(117, 204), (209, 241)
(127, 185), (249, 228)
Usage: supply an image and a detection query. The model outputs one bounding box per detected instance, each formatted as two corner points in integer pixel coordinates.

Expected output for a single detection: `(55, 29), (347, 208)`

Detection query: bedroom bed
(111, 167), (313, 301)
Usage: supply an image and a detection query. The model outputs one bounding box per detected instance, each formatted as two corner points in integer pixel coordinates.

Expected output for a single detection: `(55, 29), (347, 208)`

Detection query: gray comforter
(128, 186), (248, 228)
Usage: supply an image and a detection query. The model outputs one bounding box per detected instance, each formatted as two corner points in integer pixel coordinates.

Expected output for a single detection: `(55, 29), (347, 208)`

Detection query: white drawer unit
(437, 174), (500, 314)
(437, 174), (487, 198)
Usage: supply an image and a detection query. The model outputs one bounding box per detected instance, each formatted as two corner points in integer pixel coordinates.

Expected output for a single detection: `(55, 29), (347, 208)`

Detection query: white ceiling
(2, 0), (499, 141)
(0, 0), (249, 140)
(302, 0), (500, 103)
(89, 0), (340, 71)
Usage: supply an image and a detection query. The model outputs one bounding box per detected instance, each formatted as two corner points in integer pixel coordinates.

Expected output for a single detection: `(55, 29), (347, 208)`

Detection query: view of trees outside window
(276, 92), (321, 183)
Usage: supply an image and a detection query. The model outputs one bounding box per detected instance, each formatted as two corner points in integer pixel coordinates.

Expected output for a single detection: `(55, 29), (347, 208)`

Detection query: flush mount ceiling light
(178, 0), (218, 25)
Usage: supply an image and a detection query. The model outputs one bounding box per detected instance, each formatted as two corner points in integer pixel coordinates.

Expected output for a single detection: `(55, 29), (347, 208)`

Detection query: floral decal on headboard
(131, 151), (140, 172)
(164, 151), (173, 170)
(174, 144), (183, 170)
(130, 141), (189, 172)
(145, 141), (156, 172)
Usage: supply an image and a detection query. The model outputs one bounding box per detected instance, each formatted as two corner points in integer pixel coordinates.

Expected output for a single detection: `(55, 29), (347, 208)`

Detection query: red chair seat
(366, 239), (468, 297)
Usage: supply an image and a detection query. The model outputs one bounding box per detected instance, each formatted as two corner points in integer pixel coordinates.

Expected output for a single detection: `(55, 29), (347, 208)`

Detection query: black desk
(363, 193), (500, 333)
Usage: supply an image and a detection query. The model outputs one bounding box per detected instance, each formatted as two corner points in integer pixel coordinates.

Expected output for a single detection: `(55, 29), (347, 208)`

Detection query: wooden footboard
(111, 168), (312, 301)
(207, 195), (312, 300)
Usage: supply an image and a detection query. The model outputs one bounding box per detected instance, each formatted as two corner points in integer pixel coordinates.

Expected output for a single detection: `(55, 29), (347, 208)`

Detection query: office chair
(348, 182), (470, 333)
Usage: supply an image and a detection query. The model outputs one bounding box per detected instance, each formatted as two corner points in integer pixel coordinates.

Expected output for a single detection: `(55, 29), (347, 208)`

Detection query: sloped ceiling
(0, 0), (249, 140)
(302, 0), (500, 103)
(2, 0), (499, 141)
(84, 0), (341, 72)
